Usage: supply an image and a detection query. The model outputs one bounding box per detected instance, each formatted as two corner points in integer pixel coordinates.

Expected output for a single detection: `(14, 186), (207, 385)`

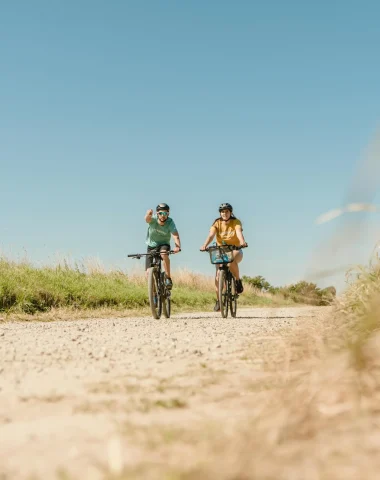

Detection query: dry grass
(127, 266), (216, 291)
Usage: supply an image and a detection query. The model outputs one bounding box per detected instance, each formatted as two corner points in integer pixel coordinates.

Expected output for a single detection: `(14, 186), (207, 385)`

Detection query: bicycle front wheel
(148, 267), (162, 319)
(218, 269), (228, 318)
(161, 272), (171, 318)
(230, 276), (237, 318)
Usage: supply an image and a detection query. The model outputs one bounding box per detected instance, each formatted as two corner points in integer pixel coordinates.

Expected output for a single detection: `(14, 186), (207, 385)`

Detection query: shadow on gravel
(172, 315), (308, 320)
(238, 316), (299, 319)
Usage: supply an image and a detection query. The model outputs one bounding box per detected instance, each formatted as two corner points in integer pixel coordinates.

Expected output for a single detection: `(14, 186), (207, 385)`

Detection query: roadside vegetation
(0, 257), (304, 318)
(243, 274), (337, 305)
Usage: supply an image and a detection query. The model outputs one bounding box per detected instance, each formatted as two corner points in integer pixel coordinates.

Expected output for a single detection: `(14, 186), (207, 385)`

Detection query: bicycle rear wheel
(218, 269), (228, 318)
(148, 267), (162, 319)
(230, 276), (237, 318)
(161, 272), (171, 318)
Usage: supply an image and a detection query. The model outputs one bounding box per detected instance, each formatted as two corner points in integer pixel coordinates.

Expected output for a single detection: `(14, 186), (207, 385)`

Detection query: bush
(243, 274), (336, 306)
(279, 281), (336, 306)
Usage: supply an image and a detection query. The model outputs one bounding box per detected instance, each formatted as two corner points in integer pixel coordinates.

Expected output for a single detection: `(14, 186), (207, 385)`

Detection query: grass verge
(0, 258), (294, 320)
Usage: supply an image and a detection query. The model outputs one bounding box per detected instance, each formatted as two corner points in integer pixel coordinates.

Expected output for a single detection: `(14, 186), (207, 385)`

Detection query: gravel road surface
(0, 306), (328, 479)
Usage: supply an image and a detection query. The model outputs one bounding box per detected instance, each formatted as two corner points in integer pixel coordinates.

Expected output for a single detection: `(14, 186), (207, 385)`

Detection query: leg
(159, 244), (172, 288)
(214, 266), (220, 296)
(228, 250), (243, 280)
(161, 251), (171, 278)
(228, 250), (244, 293)
(145, 247), (155, 278)
(158, 244), (171, 277)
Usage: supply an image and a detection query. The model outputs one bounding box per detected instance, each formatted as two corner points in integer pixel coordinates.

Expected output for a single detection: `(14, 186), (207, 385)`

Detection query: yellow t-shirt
(211, 218), (242, 246)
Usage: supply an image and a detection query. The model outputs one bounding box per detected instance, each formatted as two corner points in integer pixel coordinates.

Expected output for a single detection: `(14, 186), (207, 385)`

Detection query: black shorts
(145, 244), (170, 270)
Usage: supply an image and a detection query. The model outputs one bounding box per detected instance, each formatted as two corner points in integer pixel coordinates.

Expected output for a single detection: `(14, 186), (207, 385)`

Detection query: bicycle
(202, 244), (248, 318)
(127, 249), (176, 319)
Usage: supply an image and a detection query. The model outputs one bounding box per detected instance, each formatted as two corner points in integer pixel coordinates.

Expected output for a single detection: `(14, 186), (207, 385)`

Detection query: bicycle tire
(148, 267), (162, 319)
(218, 269), (228, 318)
(161, 272), (171, 318)
(230, 276), (237, 318)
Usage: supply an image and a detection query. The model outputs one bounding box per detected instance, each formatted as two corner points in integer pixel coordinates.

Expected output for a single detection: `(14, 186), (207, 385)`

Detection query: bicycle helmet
(156, 203), (170, 212)
(219, 202), (233, 212)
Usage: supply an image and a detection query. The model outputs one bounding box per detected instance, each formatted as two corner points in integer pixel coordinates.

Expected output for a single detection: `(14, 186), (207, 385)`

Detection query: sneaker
(214, 299), (220, 312)
(165, 277), (173, 289)
(236, 279), (244, 294)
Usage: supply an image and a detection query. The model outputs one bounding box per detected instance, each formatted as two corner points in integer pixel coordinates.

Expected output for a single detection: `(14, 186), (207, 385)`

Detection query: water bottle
(214, 249), (221, 263)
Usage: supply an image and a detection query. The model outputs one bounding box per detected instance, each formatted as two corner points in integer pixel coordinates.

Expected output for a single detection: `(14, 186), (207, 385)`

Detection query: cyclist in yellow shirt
(200, 203), (248, 311)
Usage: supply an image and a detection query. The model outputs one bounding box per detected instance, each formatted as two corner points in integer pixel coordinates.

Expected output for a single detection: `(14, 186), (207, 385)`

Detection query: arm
(172, 232), (181, 253)
(200, 227), (217, 250)
(235, 225), (247, 247)
(145, 209), (153, 224)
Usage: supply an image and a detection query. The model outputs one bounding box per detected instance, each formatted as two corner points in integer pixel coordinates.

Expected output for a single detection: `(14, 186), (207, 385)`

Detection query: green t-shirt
(145, 215), (178, 247)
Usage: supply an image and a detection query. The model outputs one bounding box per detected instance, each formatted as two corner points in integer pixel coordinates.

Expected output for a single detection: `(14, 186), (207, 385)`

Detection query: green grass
(0, 257), (292, 317)
(0, 258), (148, 314)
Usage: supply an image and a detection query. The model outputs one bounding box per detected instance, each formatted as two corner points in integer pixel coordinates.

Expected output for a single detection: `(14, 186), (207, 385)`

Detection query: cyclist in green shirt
(145, 203), (181, 289)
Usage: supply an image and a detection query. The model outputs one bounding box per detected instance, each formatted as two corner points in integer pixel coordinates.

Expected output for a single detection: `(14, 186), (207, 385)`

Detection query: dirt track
(0, 306), (327, 479)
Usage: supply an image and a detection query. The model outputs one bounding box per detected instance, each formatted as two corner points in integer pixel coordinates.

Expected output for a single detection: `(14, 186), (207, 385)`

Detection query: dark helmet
(219, 202), (233, 212)
(156, 203), (170, 212)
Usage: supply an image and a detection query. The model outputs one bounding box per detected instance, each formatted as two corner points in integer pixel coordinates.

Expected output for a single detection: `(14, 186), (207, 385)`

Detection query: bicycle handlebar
(127, 250), (178, 259)
(200, 244), (248, 252)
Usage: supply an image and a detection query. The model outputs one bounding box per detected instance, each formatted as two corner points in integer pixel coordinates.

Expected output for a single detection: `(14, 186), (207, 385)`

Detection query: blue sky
(1, 1), (379, 290)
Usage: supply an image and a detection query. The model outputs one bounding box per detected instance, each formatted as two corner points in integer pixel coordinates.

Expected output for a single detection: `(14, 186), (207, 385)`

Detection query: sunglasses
(157, 211), (169, 216)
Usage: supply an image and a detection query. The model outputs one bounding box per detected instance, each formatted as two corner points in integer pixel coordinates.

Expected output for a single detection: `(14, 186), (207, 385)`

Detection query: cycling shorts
(146, 244), (170, 270)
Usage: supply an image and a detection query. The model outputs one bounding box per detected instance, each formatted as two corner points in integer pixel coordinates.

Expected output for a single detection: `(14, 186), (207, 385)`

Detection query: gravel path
(0, 306), (328, 479)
